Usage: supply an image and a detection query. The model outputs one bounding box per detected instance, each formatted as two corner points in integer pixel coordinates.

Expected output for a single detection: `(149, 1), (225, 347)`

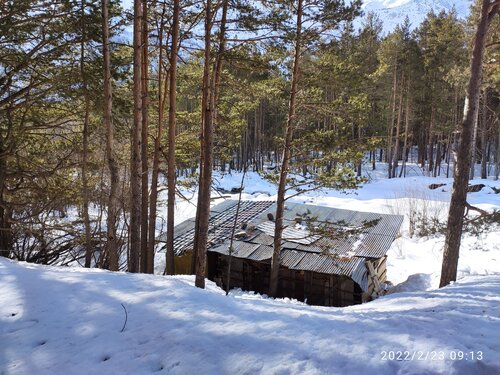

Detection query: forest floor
(1, 163), (500, 374)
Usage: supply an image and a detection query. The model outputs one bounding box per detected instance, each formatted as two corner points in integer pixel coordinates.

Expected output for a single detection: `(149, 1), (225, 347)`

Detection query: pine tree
(440, 0), (498, 288)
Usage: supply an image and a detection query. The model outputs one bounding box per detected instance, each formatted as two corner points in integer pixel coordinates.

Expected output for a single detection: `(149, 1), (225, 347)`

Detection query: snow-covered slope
(361, 0), (471, 32)
(1, 258), (499, 375)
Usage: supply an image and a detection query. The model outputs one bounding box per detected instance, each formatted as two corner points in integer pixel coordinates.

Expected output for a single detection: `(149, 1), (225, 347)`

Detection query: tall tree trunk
(129, 0), (143, 273)
(148, 8), (169, 275)
(269, 0), (303, 298)
(469, 93), (481, 179)
(439, 0), (496, 288)
(480, 89), (488, 179)
(427, 106), (436, 175)
(0, 140), (11, 258)
(140, 0), (149, 273)
(434, 134), (442, 177)
(166, 0), (180, 276)
(391, 74), (404, 178)
(495, 118), (500, 180)
(399, 82), (411, 178)
(102, 0), (120, 271)
(193, 0), (214, 288)
(387, 67), (397, 178)
(194, 0), (229, 288)
(80, 0), (93, 268)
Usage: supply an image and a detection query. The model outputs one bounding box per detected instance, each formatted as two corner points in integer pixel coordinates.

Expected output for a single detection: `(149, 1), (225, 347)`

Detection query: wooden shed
(164, 200), (402, 307)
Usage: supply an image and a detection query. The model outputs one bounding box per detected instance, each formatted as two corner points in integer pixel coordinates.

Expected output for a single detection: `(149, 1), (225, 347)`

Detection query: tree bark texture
(129, 0), (143, 273)
(194, 0), (213, 288)
(80, 0), (93, 268)
(148, 4), (169, 275)
(269, 0), (303, 298)
(140, 0), (149, 273)
(439, 0), (496, 288)
(166, 0), (180, 276)
(102, 0), (120, 271)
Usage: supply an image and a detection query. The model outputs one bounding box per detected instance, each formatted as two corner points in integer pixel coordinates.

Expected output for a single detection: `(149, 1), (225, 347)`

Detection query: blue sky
(121, 0), (133, 10)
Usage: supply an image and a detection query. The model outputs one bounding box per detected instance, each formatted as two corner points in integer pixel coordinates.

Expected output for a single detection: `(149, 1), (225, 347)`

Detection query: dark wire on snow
(120, 303), (128, 333)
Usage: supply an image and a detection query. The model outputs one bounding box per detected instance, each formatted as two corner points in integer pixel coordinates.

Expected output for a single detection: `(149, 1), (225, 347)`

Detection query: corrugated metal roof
(165, 200), (274, 255)
(354, 233), (395, 259)
(247, 245), (273, 261)
(209, 199), (238, 214)
(250, 232), (274, 246)
(368, 214), (404, 238)
(293, 253), (328, 272)
(257, 221), (320, 245)
(170, 200), (402, 290)
(280, 249), (306, 268)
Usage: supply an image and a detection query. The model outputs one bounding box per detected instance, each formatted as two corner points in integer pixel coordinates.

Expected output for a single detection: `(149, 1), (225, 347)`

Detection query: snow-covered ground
(1, 259), (499, 374)
(2, 163), (500, 374)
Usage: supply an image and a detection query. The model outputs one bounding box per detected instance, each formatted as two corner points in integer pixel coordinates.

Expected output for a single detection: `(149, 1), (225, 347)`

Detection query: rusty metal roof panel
(233, 242), (261, 258)
(353, 233), (395, 259)
(171, 200), (274, 255)
(209, 241), (261, 259)
(314, 255), (358, 274)
(348, 211), (385, 227)
(292, 253), (327, 272)
(172, 200), (402, 282)
(281, 203), (333, 222)
(280, 249), (306, 268)
(281, 241), (300, 250)
(249, 232), (274, 246)
(295, 243), (323, 253)
(247, 244), (273, 261)
(316, 236), (355, 256)
(257, 221), (320, 245)
(368, 214), (404, 237)
(324, 208), (358, 225)
(210, 243), (230, 255)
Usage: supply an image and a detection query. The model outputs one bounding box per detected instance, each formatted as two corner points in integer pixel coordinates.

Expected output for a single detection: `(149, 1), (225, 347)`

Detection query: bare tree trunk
(480, 89), (488, 179)
(0, 148), (11, 258)
(387, 67), (397, 178)
(194, 0), (214, 288)
(102, 0), (120, 271)
(148, 4), (169, 275)
(129, 0), (143, 273)
(140, 0), (149, 273)
(165, 0), (180, 276)
(391, 74), (404, 178)
(434, 134), (442, 177)
(269, 0), (303, 298)
(193, 0), (229, 287)
(469, 93), (480, 180)
(427, 106), (436, 175)
(80, 0), (93, 268)
(495, 118), (500, 180)
(399, 84), (411, 178)
(439, 0), (496, 288)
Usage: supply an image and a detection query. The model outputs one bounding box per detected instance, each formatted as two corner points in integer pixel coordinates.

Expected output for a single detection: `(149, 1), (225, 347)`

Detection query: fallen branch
(464, 201), (488, 216)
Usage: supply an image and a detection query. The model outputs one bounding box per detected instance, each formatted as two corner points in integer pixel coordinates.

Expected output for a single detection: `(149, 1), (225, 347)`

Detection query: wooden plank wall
(207, 253), (371, 307)
(363, 256), (387, 302)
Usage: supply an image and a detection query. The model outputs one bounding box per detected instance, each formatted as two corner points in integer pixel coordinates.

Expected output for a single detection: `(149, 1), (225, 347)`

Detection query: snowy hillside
(361, 0), (471, 32)
(1, 258), (500, 375)
(2, 166), (499, 374)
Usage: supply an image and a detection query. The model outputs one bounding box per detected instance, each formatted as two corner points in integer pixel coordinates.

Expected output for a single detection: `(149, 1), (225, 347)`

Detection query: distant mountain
(360, 0), (472, 33)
